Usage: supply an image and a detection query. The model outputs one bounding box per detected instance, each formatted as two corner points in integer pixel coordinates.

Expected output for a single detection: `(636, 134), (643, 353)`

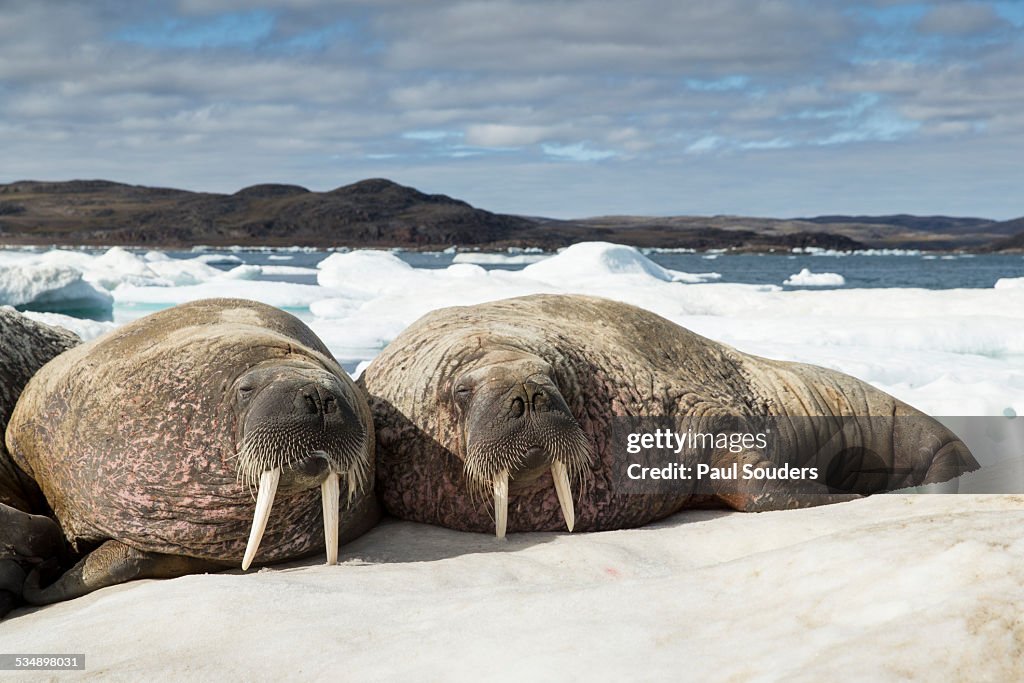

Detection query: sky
(1, 1), (1022, 219)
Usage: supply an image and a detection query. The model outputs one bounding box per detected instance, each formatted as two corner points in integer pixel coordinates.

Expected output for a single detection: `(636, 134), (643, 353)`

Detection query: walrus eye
(238, 384), (256, 401)
(453, 384), (472, 403)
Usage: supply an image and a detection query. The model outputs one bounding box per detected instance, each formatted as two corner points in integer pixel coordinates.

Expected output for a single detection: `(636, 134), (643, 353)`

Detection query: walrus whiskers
(235, 431), (369, 568)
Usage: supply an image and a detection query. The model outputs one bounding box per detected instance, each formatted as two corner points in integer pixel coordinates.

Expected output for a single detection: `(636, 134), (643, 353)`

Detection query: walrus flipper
(0, 502), (66, 617)
(22, 541), (224, 605)
(710, 450), (861, 513)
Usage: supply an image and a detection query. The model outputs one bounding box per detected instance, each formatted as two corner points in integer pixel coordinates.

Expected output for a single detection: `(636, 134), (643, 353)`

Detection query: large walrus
(5, 298), (377, 607)
(362, 294), (978, 537)
(0, 308), (80, 618)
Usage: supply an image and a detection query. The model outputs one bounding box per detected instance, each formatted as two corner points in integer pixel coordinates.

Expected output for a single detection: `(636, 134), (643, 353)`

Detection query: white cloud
(541, 143), (616, 161)
(463, 124), (558, 147)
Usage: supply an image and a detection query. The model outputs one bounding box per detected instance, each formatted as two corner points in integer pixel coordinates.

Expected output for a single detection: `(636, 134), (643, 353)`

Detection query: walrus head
(231, 359), (370, 570)
(448, 350), (592, 538)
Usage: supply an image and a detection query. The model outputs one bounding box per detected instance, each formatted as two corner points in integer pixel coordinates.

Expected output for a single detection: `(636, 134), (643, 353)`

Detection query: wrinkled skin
(363, 294), (978, 534)
(5, 299), (377, 608)
(0, 309), (79, 617)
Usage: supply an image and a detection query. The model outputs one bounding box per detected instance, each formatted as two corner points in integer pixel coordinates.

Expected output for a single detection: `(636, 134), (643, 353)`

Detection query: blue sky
(1, 1), (1022, 219)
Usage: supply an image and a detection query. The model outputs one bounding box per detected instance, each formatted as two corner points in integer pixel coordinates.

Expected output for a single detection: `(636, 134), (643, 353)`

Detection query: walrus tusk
(494, 470), (509, 540)
(242, 467), (281, 571)
(322, 471), (340, 566)
(551, 461), (575, 532)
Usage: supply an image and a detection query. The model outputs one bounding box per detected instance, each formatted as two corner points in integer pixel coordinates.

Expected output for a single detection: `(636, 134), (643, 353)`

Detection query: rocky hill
(0, 178), (534, 248)
(0, 178), (1017, 251)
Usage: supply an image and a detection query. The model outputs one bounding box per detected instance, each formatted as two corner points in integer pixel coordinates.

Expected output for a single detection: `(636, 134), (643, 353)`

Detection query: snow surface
(3, 496), (1024, 681)
(784, 268), (846, 287)
(3, 242), (1024, 678)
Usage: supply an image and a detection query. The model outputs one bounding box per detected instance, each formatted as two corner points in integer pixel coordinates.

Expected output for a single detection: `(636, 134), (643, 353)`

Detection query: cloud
(463, 124), (559, 147)
(541, 143), (616, 161)
(917, 3), (1007, 35)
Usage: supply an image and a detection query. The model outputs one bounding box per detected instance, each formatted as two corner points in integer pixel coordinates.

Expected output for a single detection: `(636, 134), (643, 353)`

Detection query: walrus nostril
(510, 396), (525, 418)
(304, 394), (319, 414)
(323, 396), (337, 414)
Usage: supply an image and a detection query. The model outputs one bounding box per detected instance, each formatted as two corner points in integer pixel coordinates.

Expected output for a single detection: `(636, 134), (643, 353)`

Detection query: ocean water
(2, 243), (1022, 418)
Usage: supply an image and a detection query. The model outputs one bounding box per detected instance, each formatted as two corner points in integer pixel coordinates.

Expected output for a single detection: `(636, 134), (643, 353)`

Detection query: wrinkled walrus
(362, 294), (977, 537)
(6, 298), (377, 607)
(0, 308), (80, 617)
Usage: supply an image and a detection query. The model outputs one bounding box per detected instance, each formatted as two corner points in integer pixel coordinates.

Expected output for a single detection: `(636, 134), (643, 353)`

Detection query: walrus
(5, 298), (377, 607)
(362, 294), (978, 536)
(0, 308), (80, 617)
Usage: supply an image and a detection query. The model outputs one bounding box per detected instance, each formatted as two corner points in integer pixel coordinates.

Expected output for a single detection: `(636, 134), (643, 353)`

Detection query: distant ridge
(0, 178), (1018, 251)
(0, 178), (533, 248)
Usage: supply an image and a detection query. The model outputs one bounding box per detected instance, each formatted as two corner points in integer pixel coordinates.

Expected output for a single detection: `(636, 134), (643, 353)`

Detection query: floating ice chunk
(0, 263), (113, 315)
(220, 265), (262, 280)
(994, 277), (1024, 290)
(523, 242), (716, 283)
(84, 247), (169, 289)
(192, 254), (244, 266)
(351, 359), (372, 379)
(783, 269), (846, 287)
(145, 258), (224, 286)
(317, 250), (417, 294)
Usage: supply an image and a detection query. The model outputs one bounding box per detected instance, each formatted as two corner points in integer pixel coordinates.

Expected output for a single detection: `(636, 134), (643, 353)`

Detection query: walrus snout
(452, 357), (592, 539)
(232, 362), (372, 572)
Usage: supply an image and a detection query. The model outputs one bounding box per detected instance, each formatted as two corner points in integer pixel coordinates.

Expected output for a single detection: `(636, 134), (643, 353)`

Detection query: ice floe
(784, 268), (846, 286)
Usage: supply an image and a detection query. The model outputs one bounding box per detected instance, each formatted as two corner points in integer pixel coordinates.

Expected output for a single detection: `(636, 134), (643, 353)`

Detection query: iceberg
(0, 262), (113, 316)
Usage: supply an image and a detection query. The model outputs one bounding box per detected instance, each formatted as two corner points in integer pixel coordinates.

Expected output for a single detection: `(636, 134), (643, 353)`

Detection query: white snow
(784, 268), (846, 287)
(3, 496), (1024, 680)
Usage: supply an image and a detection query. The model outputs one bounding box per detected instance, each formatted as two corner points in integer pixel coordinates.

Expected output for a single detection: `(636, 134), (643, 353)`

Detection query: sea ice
(783, 268), (846, 286)
(995, 277), (1024, 290)
(0, 262), (113, 315)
